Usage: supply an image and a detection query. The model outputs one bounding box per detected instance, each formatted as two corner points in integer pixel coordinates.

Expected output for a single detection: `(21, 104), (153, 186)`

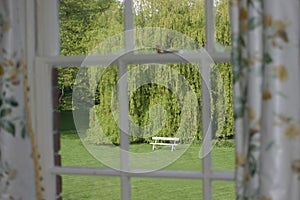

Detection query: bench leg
(152, 144), (155, 150)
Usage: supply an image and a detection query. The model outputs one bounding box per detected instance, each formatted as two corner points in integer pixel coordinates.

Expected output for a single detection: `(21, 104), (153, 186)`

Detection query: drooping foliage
(58, 0), (123, 110)
(59, 0), (233, 144)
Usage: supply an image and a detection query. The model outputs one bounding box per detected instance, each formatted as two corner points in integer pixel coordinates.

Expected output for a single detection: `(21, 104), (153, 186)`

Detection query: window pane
(132, 178), (202, 199)
(210, 62), (234, 171)
(61, 175), (120, 200)
(212, 181), (235, 200)
(127, 63), (202, 171)
(55, 62), (234, 171)
(57, 65), (121, 168)
(214, 0), (231, 52)
(130, 144), (202, 171)
(59, 0), (124, 55)
(134, 0), (205, 49)
(211, 143), (235, 171)
(59, 129), (110, 167)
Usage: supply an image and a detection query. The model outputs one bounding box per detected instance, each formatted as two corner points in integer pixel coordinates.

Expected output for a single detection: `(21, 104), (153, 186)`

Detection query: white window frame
(27, 0), (234, 200)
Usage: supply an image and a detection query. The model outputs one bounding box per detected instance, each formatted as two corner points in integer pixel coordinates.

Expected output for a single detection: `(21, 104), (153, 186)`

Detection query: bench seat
(149, 142), (179, 146)
(150, 137), (179, 151)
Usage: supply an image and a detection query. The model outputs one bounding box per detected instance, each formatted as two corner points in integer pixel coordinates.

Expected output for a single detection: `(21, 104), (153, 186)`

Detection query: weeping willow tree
(59, 0), (233, 144)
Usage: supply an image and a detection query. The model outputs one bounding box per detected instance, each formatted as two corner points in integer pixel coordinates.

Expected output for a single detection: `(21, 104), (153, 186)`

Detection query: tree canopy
(58, 0), (233, 144)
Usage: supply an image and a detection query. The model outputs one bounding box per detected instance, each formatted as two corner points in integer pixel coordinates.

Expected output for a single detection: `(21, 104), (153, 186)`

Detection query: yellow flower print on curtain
(231, 0), (300, 199)
(273, 65), (288, 82)
(231, 0), (263, 199)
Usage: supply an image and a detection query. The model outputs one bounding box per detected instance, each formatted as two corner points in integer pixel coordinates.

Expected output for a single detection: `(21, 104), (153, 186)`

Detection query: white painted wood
(30, 1), (234, 200)
(37, 51), (230, 67)
(152, 137), (180, 141)
(34, 59), (56, 200)
(201, 48), (213, 200)
(149, 143), (179, 146)
(33, 48), (232, 200)
(50, 167), (235, 180)
(118, 60), (131, 200)
(124, 0), (134, 51)
(150, 137), (180, 151)
(25, 0), (37, 130)
(205, 0), (215, 54)
(36, 0), (59, 56)
(35, 1), (59, 199)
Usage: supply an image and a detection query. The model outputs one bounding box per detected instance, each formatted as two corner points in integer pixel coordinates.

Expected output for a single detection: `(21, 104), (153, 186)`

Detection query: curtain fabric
(0, 1), (43, 200)
(231, 0), (300, 199)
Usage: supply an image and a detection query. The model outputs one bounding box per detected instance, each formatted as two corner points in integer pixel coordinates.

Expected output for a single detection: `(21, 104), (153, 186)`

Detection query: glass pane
(59, 0), (124, 55)
(127, 63), (202, 171)
(61, 175), (120, 200)
(130, 143), (202, 171)
(210, 62), (234, 171)
(132, 178), (202, 200)
(57, 65), (121, 168)
(134, 0), (205, 50)
(211, 143), (235, 171)
(60, 129), (105, 167)
(57, 63), (203, 170)
(212, 181), (235, 200)
(214, 0), (231, 52)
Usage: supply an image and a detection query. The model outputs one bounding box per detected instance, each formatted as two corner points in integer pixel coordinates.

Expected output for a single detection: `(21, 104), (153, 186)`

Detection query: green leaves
(0, 97), (18, 108)
(248, 17), (262, 30)
(0, 119), (16, 136)
(0, 108), (12, 117)
(60, 0), (234, 143)
(21, 125), (28, 139)
(264, 52), (273, 64)
(249, 153), (257, 176)
(8, 100), (18, 107)
(58, 0), (123, 110)
(0, 94), (25, 138)
(4, 97), (19, 107)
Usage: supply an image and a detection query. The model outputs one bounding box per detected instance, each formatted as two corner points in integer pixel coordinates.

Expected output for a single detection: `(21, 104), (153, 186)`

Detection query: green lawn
(59, 131), (235, 200)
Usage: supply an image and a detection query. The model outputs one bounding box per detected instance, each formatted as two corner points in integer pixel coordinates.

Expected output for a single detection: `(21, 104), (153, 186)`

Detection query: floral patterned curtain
(231, 0), (300, 199)
(0, 1), (43, 199)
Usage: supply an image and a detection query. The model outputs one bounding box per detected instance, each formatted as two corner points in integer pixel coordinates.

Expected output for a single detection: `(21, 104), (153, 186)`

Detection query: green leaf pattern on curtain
(0, 1), (44, 199)
(231, 0), (300, 199)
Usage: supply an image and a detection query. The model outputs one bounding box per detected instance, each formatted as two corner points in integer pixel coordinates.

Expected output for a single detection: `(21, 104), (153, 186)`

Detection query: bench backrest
(152, 137), (179, 141)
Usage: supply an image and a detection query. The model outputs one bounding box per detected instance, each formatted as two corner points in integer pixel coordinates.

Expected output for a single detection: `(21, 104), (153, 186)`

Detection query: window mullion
(121, 1), (134, 199)
(36, 1), (59, 199)
(38, 52), (230, 68)
(118, 60), (131, 200)
(124, 0), (134, 51)
(203, 1), (215, 198)
(50, 166), (235, 181)
(201, 59), (213, 200)
(33, 0), (234, 198)
(25, 0), (37, 129)
(36, 0), (59, 56)
(205, 0), (215, 53)
(35, 60), (56, 200)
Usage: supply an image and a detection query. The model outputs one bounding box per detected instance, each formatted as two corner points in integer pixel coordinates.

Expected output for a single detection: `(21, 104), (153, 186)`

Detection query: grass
(59, 130), (235, 199)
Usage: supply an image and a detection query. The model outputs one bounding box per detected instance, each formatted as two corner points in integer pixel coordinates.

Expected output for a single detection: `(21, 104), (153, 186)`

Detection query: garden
(59, 115), (235, 200)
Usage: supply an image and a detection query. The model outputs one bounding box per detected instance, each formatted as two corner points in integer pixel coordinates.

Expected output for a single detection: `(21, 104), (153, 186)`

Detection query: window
(30, 0), (233, 199)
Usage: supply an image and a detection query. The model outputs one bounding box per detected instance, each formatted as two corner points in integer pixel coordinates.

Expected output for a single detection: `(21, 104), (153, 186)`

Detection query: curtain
(0, 1), (44, 199)
(231, 0), (300, 199)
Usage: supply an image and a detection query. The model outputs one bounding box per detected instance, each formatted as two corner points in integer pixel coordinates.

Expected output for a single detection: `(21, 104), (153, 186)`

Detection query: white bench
(150, 137), (179, 151)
